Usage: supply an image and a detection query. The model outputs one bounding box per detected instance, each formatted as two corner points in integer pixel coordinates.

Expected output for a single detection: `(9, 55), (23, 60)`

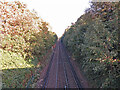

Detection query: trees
(0, 1), (57, 61)
(1, 1), (57, 88)
(62, 1), (120, 88)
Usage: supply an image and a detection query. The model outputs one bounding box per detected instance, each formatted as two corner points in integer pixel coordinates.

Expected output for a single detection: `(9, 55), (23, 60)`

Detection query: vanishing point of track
(42, 39), (83, 89)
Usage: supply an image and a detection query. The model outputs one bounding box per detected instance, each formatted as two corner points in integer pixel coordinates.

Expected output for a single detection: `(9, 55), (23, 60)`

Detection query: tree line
(62, 2), (120, 88)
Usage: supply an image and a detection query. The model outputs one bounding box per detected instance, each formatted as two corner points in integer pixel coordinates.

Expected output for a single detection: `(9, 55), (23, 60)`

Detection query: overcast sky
(4, 0), (91, 37)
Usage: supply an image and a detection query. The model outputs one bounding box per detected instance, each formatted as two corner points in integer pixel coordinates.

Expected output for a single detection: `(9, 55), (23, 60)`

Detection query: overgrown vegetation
(62, 2), (120, 88)
(0, 1), (57, 88)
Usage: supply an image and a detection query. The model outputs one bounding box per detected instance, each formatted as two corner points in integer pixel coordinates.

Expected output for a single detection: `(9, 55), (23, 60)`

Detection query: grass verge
(1, 48), (52, 88)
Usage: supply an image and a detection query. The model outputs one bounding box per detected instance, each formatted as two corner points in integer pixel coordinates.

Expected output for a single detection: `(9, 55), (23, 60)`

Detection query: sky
(5, 0), (91, 37)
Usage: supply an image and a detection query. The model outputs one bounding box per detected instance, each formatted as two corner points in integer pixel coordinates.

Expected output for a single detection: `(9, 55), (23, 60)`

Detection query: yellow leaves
(0, 0), (57, 60)
(107, 37), (111, 42)
(101, 8), (106, 12)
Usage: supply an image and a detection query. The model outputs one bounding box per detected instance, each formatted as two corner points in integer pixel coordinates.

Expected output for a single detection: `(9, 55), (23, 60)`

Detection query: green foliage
(1, 49), (35, 88)
(62, 2), (120, 88)
(0, 1), (57, 88)
(0, 1), (57, 61)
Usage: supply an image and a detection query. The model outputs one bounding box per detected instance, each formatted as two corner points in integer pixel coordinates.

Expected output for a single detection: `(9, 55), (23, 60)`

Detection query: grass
(1, 50), (35, 70)
(1, 48), (51, 88)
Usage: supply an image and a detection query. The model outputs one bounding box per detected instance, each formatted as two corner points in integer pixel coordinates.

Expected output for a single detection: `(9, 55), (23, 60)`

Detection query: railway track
(61, 41), (83, 89)
(59, 40), (69, 88)
(42, 42), (58, 88)
(41, 40), (83, 89)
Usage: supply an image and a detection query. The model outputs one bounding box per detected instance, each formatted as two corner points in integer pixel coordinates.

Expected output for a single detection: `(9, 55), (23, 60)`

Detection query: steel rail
(55, 42), (59, 88)
(42, 43), (57, 88)
(59, 42), (70, 88)
(61, 40), (83, 89)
